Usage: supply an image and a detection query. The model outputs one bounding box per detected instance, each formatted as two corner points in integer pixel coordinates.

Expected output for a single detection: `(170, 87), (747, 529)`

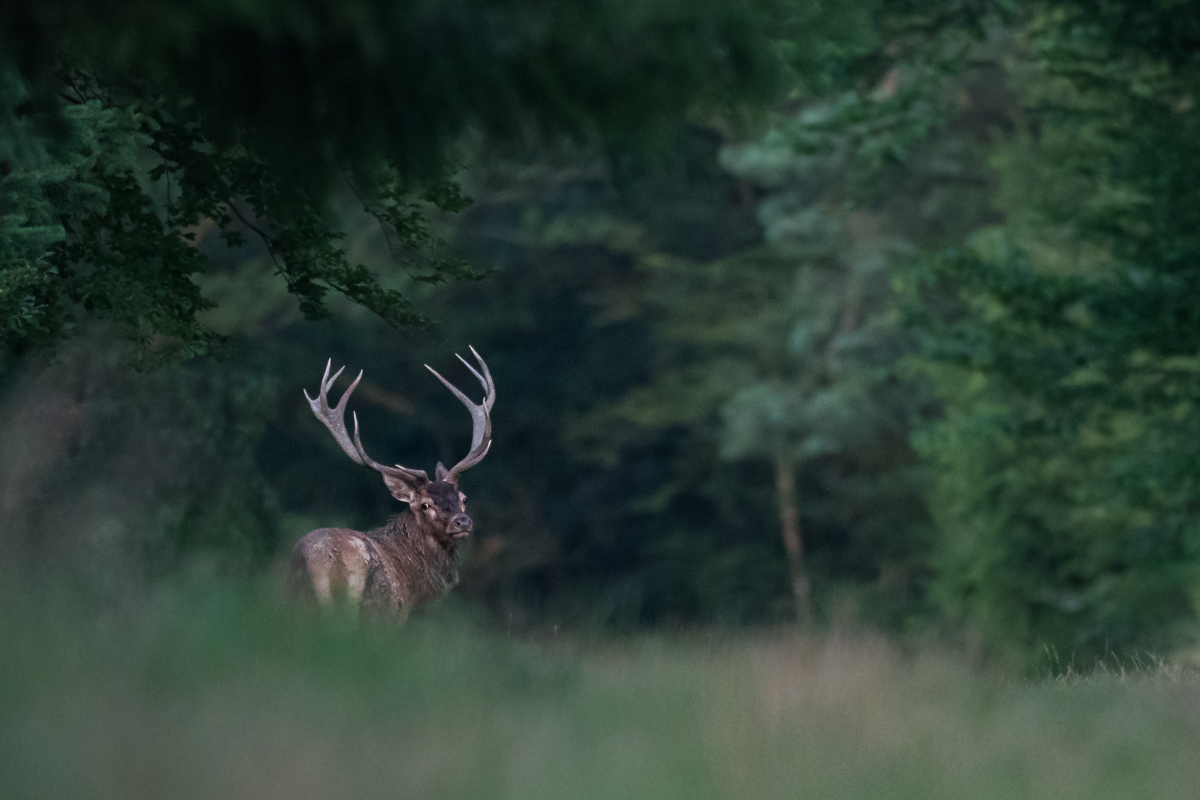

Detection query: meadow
(4, 576), (1199, 800)
(8, 4), (1200, 798)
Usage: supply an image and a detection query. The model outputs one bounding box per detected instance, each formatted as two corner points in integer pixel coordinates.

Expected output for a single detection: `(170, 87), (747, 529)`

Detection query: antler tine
(425, 363), (491, 453)
(304, 360), (366, 466)
(426, 363), (472, 409)
(426, 347), (495, 481)
(458, 345), (496, 412)
(471, 345), (496, 394)
(455, 354), (486, 392)
(302, 359), (343, 411)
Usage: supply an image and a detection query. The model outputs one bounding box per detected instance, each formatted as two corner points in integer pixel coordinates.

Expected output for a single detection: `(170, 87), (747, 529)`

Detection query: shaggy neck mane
(370, 510), (460, 602)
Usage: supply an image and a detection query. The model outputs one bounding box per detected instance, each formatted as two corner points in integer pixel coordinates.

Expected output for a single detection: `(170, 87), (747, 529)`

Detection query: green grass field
(4, 577), (1200, 800)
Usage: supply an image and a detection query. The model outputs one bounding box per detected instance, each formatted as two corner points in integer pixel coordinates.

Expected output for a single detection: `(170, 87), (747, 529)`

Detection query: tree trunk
(773, 454), (810, 623)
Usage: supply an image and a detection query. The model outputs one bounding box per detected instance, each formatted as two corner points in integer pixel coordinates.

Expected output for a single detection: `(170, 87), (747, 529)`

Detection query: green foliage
(0, 68), (479, 365)
(511, 116), (939, 626)
(0, 0), (808, 362)
(903, 3), (1200, 668)
(11, 0), (1200, 674)
(4, 0), (794, 174)
(437, 139), (800, 626)
(0, 0), (994, 635)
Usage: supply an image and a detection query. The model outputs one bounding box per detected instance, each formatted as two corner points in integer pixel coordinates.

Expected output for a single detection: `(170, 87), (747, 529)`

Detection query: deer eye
(420, 502), (430, 510)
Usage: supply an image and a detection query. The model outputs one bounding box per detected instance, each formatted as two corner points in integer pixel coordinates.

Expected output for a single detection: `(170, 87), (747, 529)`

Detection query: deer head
(304, 348), (495, 543)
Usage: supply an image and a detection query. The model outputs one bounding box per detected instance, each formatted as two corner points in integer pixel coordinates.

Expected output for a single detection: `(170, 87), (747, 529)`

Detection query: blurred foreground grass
(3, 575), (1200, 800)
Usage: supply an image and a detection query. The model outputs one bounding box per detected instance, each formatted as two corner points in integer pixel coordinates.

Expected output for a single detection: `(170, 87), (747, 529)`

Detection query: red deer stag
(289, 348), (495, 617)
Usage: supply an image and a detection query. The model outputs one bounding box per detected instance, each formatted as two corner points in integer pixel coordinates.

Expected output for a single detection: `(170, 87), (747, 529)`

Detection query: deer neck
(370, 510), (460, 602)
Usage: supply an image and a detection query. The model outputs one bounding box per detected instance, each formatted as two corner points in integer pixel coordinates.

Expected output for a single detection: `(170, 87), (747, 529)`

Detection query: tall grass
(3, 574), (1200, 800)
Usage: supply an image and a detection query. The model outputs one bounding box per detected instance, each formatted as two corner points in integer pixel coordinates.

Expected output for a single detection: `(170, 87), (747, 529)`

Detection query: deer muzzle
(449, 513), (473, 538)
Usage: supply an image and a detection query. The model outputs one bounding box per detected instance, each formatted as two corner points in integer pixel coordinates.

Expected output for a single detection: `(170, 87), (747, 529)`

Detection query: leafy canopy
(0, 0), (798, 363)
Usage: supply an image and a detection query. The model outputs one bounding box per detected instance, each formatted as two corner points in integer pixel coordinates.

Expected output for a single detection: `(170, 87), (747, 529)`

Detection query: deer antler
(304, 359), (429, 483)
(425, 346), (495, 482)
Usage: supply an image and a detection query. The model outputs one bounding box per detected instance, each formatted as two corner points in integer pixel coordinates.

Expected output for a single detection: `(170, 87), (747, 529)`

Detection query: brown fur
(289, 480), (471, 617)
(294, 352), (494, 618)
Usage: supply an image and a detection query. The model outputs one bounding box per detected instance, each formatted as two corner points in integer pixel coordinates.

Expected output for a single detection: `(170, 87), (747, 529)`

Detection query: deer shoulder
(288, 348), (495, 617)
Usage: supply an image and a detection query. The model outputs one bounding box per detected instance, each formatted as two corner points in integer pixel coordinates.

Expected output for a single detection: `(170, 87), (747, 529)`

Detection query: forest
(6, 0), (1200, 796)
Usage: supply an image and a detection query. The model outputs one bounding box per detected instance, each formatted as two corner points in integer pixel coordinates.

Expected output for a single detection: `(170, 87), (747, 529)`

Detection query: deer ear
(382, 472), (421, 504)
(435, 461), (452, 483)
